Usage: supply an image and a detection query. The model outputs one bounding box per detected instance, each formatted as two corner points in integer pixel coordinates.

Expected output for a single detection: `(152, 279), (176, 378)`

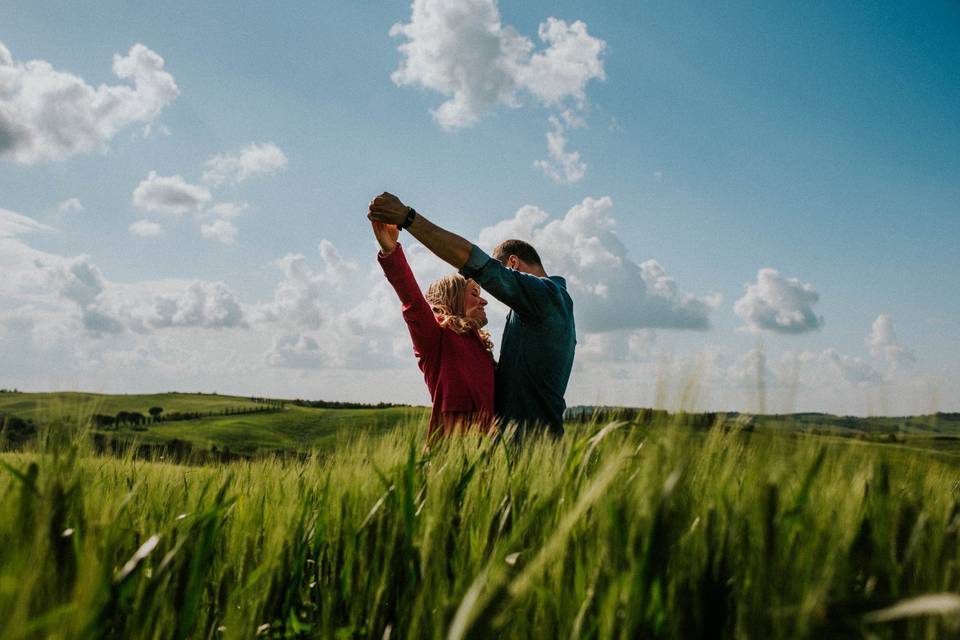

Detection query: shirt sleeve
(459, 244), (550, 318)
(378, 244), (441, 361)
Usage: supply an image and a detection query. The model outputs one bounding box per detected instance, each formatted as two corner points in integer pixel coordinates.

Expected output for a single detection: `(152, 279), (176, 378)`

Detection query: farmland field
(3, 390), (959, 459)
(0, 391), (428, 456)
(2, 403), (960, 639)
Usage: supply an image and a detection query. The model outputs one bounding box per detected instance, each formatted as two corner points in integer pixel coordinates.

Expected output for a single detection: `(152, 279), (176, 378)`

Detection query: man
(368, 192), (576, 438)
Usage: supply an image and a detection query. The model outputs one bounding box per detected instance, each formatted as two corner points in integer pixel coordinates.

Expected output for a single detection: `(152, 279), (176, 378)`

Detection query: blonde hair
(425, 274), (494, 353)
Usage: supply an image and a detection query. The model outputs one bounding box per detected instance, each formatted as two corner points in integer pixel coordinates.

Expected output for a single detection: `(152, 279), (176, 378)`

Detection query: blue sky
(1, 1), (958, 414)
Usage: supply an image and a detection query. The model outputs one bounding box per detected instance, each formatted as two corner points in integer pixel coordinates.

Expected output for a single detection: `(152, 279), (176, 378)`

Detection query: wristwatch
(398, 207), (417, 230)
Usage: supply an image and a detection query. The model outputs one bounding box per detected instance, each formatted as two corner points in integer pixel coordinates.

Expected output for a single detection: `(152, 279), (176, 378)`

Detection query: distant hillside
(565, 405), (960, 435)
(0, 390), (427, 458)
(2, 392), (958, 461)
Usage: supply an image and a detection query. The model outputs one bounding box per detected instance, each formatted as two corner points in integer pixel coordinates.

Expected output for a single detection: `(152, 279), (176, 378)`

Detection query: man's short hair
(492, 239), (543, 268)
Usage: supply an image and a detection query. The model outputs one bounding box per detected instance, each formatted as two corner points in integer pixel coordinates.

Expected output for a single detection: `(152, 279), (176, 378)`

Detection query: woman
(372, 220), (496, 439)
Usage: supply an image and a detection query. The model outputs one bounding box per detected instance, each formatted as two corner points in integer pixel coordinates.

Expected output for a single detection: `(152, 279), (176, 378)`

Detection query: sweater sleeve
(378, 244), (441, 362)
(459, 244), (551, 319)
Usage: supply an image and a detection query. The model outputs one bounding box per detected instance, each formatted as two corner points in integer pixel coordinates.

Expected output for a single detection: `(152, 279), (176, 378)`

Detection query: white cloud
(0, 207), (53, 237)
(318, 239), (357, 283)
(200, 219), (238, 245)
(133, 171), (212, 215)
(534, 115), (586, 183)
(150, 281), (245, 329)
(256, 239), (357, 329)
(518, 18), (606, 106)
(17, 245), (249, 336)
(46, 255), (106, 308)
(205, 201), (249, 220)
(866, 314), (915, 368)
(734, 268), (824, 334)
(43, 254), (124, 335)
(577, 330), (654, 364)
(130, 219), (162, 237)
(796, 348), (883, 386)
(0, 42), (179, 163)
(390, 0), (605, 130)
(201, 142), (288, 186)
(725, 348), (776, 389)
(477, 197), (719, 332)
(266, 333), (327, 369)
(57, 198), (84, 213)
(477, 204), (549, 248)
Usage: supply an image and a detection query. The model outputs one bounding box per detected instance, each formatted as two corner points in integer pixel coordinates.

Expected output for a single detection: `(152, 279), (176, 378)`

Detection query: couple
(368, 192), (576, 442)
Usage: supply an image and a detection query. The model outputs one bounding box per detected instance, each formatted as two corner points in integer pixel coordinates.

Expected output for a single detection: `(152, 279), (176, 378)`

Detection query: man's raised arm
(367, 192), (472, 269)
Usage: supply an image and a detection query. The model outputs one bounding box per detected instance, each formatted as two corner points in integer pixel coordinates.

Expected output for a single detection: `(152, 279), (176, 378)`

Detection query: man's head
(492, 239), (546, 276)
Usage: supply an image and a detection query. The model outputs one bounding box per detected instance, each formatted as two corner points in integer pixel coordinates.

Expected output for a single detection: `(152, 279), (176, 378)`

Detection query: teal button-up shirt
(460, 245), (576, 436)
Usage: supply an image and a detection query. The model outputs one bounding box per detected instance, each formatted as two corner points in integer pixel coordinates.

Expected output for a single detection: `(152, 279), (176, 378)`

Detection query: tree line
(90, 402), (285, 430)
(290, 399), (408, 409)
(0, 412), (37, 447)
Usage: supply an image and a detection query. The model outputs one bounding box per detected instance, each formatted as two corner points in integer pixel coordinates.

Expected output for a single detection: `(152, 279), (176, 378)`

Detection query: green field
(0, 391), (429, 456)
(0, 391), (268, 422)
(4, 391), (960, 461)
(2, 412), (960, 639)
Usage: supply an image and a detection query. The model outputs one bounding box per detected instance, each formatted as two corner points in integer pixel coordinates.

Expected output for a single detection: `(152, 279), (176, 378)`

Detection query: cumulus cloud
(0, 42), (179, 163)
(130, 219), (162, 237)
(390, 0), (605, 130)
(273, 247), (448, 372)
(518, 18), (606, 106)
(43, 255), (124, 335)
(200, 219), (238, 245)
(802, 348), (882, 386)
(477, 196), (719, 332)
(734, 268), (824, 334)
(576, 330), (654, 364)
(22, 245), (249, 336)
(266, 334), (327, 369)
(201, 142), (288, 186)
(150, 281), (245, 329)
(866, 314), (915, 367)
(46, 255), (105, 308)
(725, 348), (777, 389)
(534, 115), (586, 183)
(257, 239), (357, 329)
(57, 198), (84, 213)
(133, 171), (212, 214)
(0, 207), (53, 237)
(206, 201), (249, 220)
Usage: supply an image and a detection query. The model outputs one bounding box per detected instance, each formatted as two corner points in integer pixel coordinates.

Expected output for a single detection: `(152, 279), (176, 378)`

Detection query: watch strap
(398, 207), (417, 230)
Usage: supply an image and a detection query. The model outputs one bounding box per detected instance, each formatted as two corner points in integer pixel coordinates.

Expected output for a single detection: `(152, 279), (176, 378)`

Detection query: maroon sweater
(378, 244), (495, 437)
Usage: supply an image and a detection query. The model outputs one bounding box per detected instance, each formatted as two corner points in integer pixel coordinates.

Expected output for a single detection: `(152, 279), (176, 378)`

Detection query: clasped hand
(368, 192), (404, 255)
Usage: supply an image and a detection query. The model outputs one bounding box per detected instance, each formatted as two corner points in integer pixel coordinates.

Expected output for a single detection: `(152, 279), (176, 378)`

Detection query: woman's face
(463, 279), (488, 327)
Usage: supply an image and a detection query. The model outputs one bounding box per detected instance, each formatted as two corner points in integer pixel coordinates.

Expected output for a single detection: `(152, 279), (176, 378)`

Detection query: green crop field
(0, 391), (429, 457)
(4, 391), (960, 461)
(0, 391), (267, 422)
(3, 408), (960, 639)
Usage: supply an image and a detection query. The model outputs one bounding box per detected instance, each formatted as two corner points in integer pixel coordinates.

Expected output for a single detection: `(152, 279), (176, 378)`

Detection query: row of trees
(0, 389), (22, 394)
(91, 403), (285, 430)
(290, 399), (407, 409)
(248, 397), (286, 408)
(92, 411), (155, 429)
(0, 412), (37, 447)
